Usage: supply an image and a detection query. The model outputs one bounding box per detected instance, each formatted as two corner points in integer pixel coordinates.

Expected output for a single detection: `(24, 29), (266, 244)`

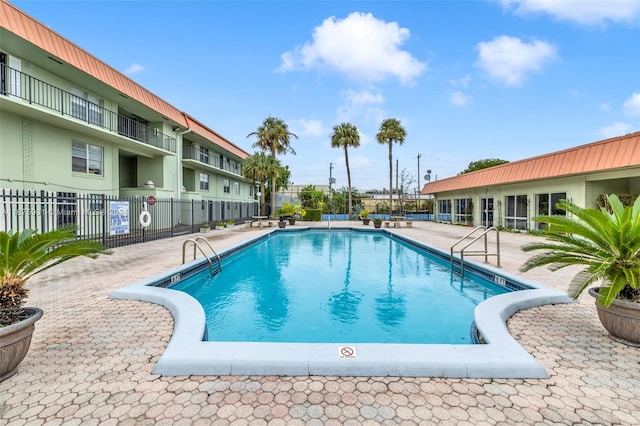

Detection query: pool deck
(2, 221), (639, 424)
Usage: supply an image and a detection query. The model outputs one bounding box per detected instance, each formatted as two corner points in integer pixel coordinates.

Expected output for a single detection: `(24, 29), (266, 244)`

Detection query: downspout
(175, 128), (192, 224)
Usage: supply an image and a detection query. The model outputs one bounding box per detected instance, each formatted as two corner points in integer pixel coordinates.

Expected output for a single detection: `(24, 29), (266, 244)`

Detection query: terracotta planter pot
(373, 221), (382, 229)
(362, 219), (370, 225)
(0, 307), (43, 382)
(589, 288), (640, 346)
(278, 221), (287, 229)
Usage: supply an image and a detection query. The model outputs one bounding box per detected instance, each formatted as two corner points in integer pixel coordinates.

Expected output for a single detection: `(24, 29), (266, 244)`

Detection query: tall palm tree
(330, 122), (361, 220)
(376, 118), (406, 217)
(242, 152), (270, 215)
(247, 117), (298, 218)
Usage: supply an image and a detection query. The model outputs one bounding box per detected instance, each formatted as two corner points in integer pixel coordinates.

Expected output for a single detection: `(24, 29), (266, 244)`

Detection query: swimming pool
(171, 230), (509, 344)
(110, 226), (572, 378)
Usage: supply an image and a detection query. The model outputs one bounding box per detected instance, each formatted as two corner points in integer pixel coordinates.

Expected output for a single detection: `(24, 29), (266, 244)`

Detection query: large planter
(362, 218), (370, 225)
(0, 307), (43, 381)
(589, 288), (640, 346)
(278, 221), (287, 229)
(288, 218), (296, 225)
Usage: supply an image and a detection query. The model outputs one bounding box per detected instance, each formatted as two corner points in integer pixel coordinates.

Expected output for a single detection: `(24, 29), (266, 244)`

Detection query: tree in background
(299, 185), (327, 210)
(460, 158), (509, 174)
(248, 117), (298, 217)
(242, 152), (269, 215)
(330, 122), (361, 220)
(376, 118), (406, 216)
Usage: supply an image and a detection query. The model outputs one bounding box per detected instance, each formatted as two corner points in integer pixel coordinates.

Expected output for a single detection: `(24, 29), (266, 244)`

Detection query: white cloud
(125, 63), (145, 74)
(600, 122), (633, 138)
(450, 91), (472, 106)
(292, 119), (327, 138)
(336, 89), (386, 124)
(623, 92), (640, 116)
(497, 0), (640, 26)
(600, 102), (612, 112)
(450, 75), (472, 87)
(475, 36), (557, 86)
(277, 12), (427, 85)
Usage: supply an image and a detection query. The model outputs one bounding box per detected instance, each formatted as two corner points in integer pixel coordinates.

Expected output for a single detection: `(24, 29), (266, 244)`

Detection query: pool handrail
(450, 226), (501, 276)
(182, 237), (222, 276)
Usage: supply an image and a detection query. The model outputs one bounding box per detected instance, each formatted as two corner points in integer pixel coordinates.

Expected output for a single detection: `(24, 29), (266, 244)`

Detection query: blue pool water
(171, 230), (510, 344)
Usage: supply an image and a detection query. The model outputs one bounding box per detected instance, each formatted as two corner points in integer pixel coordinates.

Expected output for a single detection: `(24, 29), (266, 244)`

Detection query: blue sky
(14, 0), (640, 191)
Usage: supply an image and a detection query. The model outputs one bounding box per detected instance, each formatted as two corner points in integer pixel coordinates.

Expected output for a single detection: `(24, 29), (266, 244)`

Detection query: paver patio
(1, 221), (639, 425)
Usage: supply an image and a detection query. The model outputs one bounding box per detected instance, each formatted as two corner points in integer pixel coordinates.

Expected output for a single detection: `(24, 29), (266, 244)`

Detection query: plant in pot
(358, 209), (371, 225)
(215, 221), (225, 230)
(372, 218), (383, 229)
(278, 202), (306, 225)
(200, 223), (210, 233)
(1, 227), (105, 381)
(520, 194), (640, 345)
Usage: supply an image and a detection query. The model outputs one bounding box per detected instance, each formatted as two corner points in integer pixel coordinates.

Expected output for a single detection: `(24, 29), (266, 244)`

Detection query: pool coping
(109, 227), (573, 378)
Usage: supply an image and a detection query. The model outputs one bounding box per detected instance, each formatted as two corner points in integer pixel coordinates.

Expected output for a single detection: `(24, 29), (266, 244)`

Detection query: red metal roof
(421, 131), (640, 194)
(1, 0), (249, 159)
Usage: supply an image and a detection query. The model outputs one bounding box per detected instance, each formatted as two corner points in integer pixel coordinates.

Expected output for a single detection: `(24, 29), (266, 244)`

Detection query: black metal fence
(1, 189), (257, 248)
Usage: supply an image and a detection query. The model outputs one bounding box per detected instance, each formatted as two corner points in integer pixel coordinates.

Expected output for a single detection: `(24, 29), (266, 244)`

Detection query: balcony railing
(182, 147), (243, 176)
(0, 64), (176, 153)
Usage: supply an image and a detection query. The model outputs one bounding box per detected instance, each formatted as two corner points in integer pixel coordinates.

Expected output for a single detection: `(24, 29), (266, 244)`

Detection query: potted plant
(200, 223), (210, 233)
(225, 220), (235, 228)
(373, 218), (383, 229)
(358, 209), (371, 225)
(215, 221), (225, 230)
(1, 227), (105, 381)
(278, 202), (306, 225)
(520, 194), (640, 345)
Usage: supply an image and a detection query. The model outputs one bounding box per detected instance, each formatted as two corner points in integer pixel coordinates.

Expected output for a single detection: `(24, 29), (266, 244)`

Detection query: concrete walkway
(1, 221), (639, 425)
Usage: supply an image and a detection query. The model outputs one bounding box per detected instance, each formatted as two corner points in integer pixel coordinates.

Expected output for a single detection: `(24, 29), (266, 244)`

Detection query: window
(535, 192), (566, 229)
(234, 182), (240, 195)
(199, 173), (209, 190)
(438, 199), (452, 222)
(199, 147), (209, 164)
(223, 179), (230, 193)
(72, 141), (103, 175)
(504, 195), (528, 230)
(454, 198), (472, 224)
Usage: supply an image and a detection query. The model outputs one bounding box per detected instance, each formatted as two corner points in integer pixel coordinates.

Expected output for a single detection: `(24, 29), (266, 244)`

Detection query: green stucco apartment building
(421, 131), (640, 230)
(0, 0), (255, 231)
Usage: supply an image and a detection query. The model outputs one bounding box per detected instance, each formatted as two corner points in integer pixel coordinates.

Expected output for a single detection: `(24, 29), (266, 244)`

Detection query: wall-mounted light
(172, 126), (180, 132)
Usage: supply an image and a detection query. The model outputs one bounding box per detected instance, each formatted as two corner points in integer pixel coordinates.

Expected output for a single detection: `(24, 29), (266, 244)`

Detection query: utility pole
(417, 153), (422, 211)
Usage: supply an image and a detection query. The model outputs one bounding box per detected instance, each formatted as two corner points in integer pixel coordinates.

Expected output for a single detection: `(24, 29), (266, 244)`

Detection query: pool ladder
(450, 226), (500, 277)
(182, 237), (222, 276)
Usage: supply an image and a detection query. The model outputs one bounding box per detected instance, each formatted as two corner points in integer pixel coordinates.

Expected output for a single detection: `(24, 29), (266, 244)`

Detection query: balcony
(182, 147), (243, 177)
(0, 64), (176, 153)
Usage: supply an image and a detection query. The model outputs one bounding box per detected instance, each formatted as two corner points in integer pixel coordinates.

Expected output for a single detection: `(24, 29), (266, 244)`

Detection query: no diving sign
(338, 346), (357, 359)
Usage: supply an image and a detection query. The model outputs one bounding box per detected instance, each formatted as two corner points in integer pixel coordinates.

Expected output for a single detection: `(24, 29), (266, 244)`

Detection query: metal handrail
(450, 226), (500, 277)
(182, 237), (222, 276)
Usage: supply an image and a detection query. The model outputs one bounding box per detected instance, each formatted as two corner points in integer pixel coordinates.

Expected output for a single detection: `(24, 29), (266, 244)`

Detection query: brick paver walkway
(1, 221), (639, 425)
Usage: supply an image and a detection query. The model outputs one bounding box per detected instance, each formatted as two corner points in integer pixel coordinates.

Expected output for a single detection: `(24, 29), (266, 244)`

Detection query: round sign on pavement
(147, 195), (156, 206)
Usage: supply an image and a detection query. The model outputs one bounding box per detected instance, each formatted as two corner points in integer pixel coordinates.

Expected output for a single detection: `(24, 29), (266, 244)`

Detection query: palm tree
(0, 227), (106, 326)
(520, 194), (640, 307)
(242, 152), (270, 215)
(330, 122), (361, 220)
(376, 118), (406, 217)
(247, 117), (298, 218)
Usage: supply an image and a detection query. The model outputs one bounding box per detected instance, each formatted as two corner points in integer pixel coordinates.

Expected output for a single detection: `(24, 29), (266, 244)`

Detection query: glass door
(481, 197), (494, 227)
